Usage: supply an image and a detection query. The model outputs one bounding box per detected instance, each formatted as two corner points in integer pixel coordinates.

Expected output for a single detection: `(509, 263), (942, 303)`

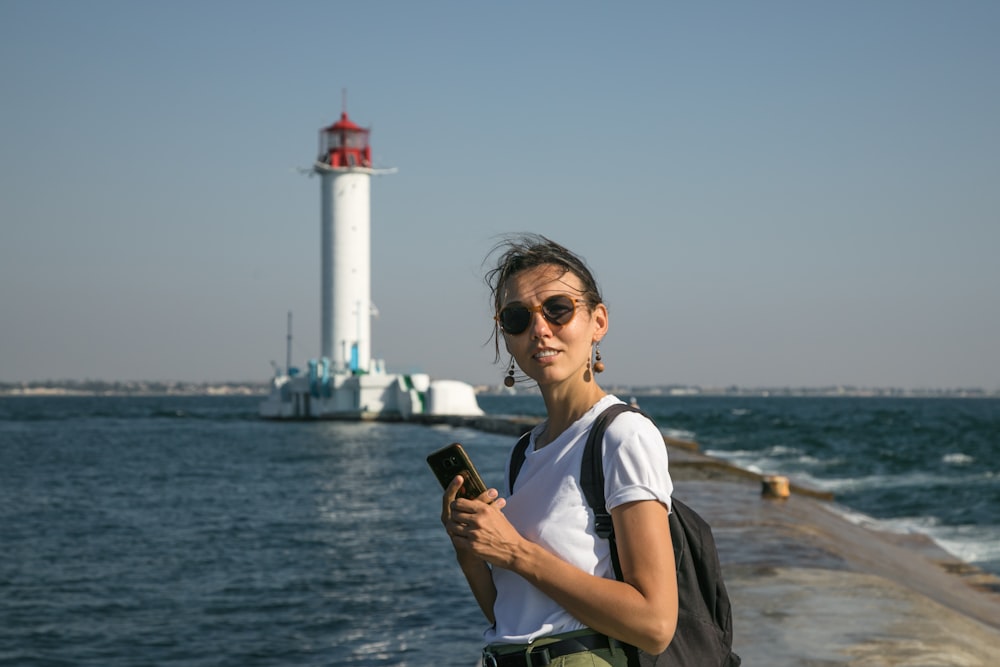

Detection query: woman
(441, 235), (677, 667)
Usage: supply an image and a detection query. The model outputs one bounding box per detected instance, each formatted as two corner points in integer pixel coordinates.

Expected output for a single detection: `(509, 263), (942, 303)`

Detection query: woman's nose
(527, 310), (552, 337)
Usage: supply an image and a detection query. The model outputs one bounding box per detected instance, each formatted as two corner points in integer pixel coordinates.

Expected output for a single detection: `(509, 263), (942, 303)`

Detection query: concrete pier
(675, 470), (1000, 664)
(435, 413), (1000, 665)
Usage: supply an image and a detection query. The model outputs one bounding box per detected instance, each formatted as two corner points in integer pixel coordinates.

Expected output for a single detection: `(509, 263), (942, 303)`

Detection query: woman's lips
(533, 349), (559, 362)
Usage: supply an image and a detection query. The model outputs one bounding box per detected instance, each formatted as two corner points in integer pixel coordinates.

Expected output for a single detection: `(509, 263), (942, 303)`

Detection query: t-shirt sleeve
(602, 411), (673, 512)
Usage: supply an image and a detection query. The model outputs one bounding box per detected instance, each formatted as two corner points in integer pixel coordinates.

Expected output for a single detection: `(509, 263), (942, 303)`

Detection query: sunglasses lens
(499, 306), (531, 334)
(541, 296), (576, 325)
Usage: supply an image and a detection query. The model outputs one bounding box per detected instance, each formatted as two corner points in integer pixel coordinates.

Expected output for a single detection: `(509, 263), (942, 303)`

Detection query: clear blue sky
(2, 1), (998, 390)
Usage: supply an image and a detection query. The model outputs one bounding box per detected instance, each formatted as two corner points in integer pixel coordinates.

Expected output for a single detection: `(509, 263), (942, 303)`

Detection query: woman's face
(499, 264), (607, 389)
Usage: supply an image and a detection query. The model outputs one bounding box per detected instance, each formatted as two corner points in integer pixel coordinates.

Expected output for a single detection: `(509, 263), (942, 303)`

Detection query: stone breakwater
(421, 413), (1000, 665)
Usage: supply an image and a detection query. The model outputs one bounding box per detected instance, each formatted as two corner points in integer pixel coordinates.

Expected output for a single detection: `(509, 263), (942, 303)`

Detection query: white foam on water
(929, 523), (1000, 565)
(824, 504), (1000, 574)
(662, 427), (696, 441)
(766, 444), (804, 456)
(705, 449), (830, 481)
(877, 514), (1000, 569)
(784, 468), (996, 495)
(825, 503), (901, 534)
(942, 452), (975, 465)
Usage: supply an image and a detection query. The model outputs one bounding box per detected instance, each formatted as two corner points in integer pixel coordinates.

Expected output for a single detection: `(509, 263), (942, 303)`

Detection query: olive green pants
(484, 629), (630, 667)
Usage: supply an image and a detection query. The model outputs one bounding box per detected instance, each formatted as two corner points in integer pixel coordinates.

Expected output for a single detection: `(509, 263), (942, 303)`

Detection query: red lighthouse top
(318, 111), (372, 169)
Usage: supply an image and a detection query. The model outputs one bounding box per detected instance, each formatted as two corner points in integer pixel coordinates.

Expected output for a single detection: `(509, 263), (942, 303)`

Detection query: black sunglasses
(495, 295), (585, 335)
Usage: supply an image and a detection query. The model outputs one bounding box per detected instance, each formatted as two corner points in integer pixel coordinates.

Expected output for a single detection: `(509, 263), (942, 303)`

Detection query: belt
(483, 633), (614, 667)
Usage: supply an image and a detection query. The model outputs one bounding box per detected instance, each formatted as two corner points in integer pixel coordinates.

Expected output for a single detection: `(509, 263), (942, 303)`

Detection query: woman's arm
(455, 551), (498, 625)
(441, 475), (502, 624)
(448, 496), (677, 654)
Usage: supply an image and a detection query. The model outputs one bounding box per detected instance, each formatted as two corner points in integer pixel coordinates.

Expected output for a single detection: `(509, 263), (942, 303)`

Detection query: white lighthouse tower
(259, 104), (483, 420)
(316, 110), (378, 372)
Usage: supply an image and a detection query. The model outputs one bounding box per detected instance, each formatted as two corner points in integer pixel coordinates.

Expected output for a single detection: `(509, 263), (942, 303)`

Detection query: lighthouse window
(322, 135), (341, 152)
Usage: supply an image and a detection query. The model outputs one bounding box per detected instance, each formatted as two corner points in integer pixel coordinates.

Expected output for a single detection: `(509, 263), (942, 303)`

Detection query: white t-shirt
(484, 394), (673, 645)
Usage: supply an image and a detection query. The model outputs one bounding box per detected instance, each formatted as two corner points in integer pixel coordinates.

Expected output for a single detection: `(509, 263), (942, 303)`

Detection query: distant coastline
(1, 380), (996, 399)
(0, 381), (267, 397)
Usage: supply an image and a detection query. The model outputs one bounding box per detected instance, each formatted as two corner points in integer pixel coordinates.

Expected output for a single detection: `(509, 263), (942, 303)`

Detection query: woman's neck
(537, 382), (606, 448)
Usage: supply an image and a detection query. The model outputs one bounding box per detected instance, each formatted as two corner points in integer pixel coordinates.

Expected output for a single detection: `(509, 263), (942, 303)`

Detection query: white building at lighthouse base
(258, 364), (483, 420)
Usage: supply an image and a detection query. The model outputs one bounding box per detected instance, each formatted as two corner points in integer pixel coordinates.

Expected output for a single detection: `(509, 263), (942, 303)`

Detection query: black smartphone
(426, 443), (489, 501)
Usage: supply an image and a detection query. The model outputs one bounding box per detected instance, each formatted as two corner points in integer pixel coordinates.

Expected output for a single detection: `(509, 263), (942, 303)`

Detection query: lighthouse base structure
(258, 365), (483, 420)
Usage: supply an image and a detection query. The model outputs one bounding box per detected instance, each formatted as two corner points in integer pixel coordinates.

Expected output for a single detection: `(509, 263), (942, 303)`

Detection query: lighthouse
(316, 110), (379, 372)
(258, 104), (483, 420)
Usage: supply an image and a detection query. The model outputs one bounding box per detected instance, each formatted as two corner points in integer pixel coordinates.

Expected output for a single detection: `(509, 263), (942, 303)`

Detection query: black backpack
(509, 403), (741, 667)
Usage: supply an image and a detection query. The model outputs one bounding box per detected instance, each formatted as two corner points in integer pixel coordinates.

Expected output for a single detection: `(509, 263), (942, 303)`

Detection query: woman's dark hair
(484, 234), (604, 363)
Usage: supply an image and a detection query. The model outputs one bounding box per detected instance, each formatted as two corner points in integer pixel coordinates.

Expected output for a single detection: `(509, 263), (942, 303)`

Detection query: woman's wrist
(455, 548), (487, 569)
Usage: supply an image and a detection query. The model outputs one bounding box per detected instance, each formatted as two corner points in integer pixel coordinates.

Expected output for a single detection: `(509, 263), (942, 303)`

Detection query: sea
(1, 393), (997, 666)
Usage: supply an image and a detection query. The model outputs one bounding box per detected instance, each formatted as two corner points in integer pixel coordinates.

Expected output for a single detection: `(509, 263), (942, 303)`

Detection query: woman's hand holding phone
(428, 443), (518, 565)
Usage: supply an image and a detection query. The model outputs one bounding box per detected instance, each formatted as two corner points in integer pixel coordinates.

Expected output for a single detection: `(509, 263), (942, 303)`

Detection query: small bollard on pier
(762, 475), (791, 499)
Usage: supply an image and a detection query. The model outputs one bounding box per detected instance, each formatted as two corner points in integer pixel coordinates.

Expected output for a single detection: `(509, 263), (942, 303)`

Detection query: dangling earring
(504, 358), (516, 387)
(593, 344), (605, 374)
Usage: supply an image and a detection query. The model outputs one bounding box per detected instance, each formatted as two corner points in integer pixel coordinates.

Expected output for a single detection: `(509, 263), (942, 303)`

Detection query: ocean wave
(826, 504), (887, 530)
(706, 447), (995, 495)
(930, 523), (1000, 565)
(942, 452), (975, 465)
(826, 507), (1000, 568)
(704, 449), (840, 476)
(662, 427), (696, 441)
(785, 469), (997, 494)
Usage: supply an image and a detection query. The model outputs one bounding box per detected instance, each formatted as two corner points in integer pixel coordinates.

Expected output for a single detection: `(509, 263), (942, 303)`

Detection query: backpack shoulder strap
(581, 402), (648, 579)
(507, 429), (533, 495)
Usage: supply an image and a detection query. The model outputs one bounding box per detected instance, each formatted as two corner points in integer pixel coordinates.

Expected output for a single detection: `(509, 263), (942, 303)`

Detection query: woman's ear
(592, 303), (609, 340)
